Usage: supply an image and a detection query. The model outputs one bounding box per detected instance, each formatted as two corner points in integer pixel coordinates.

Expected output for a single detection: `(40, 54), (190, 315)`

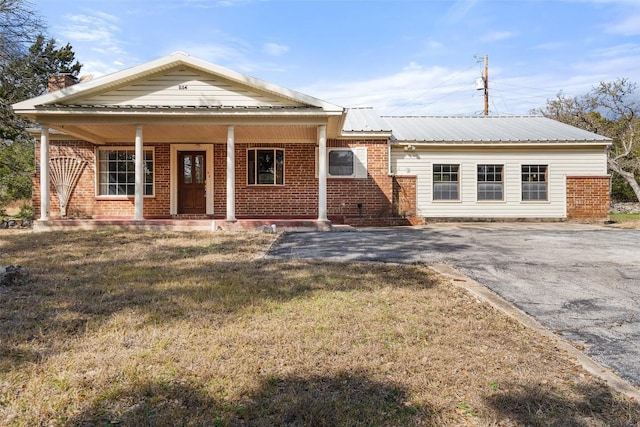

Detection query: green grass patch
(610, 212), (640, 220)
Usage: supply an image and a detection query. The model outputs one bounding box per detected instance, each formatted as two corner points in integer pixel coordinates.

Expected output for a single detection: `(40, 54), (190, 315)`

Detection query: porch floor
(32, 218), (334, 232)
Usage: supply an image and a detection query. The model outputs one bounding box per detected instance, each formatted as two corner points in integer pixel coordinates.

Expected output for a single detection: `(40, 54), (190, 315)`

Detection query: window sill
(96, 195), (155, 200)
(432, 200), (462, 203)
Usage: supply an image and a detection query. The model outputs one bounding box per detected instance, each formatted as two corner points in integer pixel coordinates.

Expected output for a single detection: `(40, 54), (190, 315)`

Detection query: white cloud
(605, 13), (640, 35)
(59, 13), (121, 43)
(299, 42), (640, 117)
(262, 42), (289, 57)
(403, 62), (423, 72)
(590, 43), (640, 58)
(445, 0), (479, 22)
(54, 11), (135, 77)
(480, 31), (517, 43)
(182, 0), (253, 8)
(301, 63), (484, 116)
(532, 41), (570, 51)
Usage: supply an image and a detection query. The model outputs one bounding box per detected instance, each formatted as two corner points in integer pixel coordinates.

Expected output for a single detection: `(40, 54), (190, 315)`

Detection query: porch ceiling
(51, 123), (321, 144)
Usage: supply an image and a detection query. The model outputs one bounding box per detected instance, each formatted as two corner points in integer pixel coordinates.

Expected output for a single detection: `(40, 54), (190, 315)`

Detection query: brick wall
(392, 175), (417, 217)
(327, 140), (394, 224)
(566, 176), (610, 221)
(34, 140), (172, 219)
(34, 138), (418, 225)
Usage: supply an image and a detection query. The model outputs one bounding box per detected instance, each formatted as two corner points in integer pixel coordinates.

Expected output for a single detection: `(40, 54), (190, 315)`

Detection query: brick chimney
(48, 74), (78, 92)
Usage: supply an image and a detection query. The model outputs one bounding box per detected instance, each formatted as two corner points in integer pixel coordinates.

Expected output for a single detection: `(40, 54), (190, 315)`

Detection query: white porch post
(317, 124), (328, 221)
(226, 125), (236, 221)
(134, 124), (144, 221)
(39, 126), (50, 221)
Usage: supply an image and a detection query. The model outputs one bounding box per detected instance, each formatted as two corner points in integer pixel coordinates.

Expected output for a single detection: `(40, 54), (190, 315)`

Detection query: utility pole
(475, 55), (489, 115)
(483, 55), (489, 116)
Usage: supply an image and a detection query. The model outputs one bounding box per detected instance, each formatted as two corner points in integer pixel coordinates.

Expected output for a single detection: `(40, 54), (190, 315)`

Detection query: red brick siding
(236, 143), (318, 217)
(34, 138), (417, 225)
(392, 175), (417, 217)
(566, 176), (610, 221)
(326, 140), (393, 223)
(34, 140), (172, 219)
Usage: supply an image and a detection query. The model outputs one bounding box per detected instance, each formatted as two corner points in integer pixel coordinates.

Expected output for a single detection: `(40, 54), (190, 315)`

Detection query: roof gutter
(391, 140), (612, 147)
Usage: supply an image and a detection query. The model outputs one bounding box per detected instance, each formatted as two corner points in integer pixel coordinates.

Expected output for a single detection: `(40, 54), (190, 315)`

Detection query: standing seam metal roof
(342, 108), (392, 133)
(382, 116), (612, 142)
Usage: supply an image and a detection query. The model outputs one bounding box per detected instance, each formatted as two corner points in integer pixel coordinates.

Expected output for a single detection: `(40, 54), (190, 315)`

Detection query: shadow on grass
(0, 230), (438, 373)
(485, 382), (640, 426)
(65, 371), (430, 427)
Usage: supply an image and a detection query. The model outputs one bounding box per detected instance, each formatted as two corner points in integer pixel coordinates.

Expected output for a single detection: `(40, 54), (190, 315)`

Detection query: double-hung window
(522, 164), (548, 201)
(433, 164), (460, 200)
(477, 164), (504, 201)
(247, 149), (284, 185)
(97, 148), (154, 196)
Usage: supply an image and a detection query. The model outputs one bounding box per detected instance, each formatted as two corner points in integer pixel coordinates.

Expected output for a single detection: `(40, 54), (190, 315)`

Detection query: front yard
(1, 230), (638, 426)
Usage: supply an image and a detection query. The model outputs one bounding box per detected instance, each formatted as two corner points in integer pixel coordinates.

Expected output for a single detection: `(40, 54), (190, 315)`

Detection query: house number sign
(178, 85), (188, 90)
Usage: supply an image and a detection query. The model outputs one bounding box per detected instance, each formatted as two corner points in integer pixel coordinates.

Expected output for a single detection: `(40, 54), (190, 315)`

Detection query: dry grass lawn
(1, 229), (639, 426)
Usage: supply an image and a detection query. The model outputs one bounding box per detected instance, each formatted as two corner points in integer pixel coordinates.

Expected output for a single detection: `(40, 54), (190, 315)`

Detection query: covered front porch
(35, 120), (338, 227)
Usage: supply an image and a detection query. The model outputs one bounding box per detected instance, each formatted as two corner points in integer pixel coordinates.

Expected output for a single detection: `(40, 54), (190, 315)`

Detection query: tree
(0, 0), (44, 63)
(537, 79), (640, 202)
(0, 34), (81, 102)
(0, 34), (82, 206)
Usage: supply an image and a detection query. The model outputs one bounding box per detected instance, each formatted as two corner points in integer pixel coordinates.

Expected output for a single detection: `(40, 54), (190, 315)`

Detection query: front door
(179, 151), (206, 214)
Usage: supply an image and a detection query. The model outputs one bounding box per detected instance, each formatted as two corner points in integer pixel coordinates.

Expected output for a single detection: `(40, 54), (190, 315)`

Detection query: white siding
(79, 68), (305, 107)
(391, 146), (608, 218)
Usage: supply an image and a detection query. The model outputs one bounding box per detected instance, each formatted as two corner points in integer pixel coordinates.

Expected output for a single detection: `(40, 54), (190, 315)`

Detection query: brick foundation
(566, 176), (610, 221)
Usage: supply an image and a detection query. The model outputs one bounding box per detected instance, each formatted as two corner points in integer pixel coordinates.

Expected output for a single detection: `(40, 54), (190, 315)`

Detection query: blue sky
(33, 0), (640, 115)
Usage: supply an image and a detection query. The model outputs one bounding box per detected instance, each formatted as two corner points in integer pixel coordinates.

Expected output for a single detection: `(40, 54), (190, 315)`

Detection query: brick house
(12, 52), (612, 229)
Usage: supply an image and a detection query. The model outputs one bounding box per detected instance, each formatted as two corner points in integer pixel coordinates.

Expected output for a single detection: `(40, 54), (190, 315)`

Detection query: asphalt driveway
(267, 224), (640, 388)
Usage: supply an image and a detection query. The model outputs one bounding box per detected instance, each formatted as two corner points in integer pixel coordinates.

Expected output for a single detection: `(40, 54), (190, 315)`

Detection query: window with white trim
(328, 149), (355, 177)
(97, 148), (154, 196)
(477, 164), (504, 201)
(433, 164), (460, 200)
(317, 147), (368, 178)
(521, 164), (548, 201)
(247, 148), (284, 185)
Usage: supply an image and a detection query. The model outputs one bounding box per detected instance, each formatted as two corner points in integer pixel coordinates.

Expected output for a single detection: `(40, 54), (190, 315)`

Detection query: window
(522, 165), (548, 201)
(328, 149), (354, 177)
(318, 147), (368, 179)
(477, 165), (504, 201)
(97, 148), (154, 196)
(248, 149), (284, 185)
(433, 164), (459, 200)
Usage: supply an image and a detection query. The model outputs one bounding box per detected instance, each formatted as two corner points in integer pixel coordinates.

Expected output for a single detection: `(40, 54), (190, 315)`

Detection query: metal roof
(342, 108), (392, 133)
(383, 116), (612, 143)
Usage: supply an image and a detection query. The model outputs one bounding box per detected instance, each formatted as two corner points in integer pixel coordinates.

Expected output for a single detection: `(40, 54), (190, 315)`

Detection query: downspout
(387, 139), (392, 175)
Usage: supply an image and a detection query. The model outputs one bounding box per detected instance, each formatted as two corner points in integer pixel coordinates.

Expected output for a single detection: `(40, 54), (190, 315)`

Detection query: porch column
(39, 126), (50, 221)
(134, 124), (144, 221)
(317, 124), (328, 221)
(226, 125), (236, 221)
